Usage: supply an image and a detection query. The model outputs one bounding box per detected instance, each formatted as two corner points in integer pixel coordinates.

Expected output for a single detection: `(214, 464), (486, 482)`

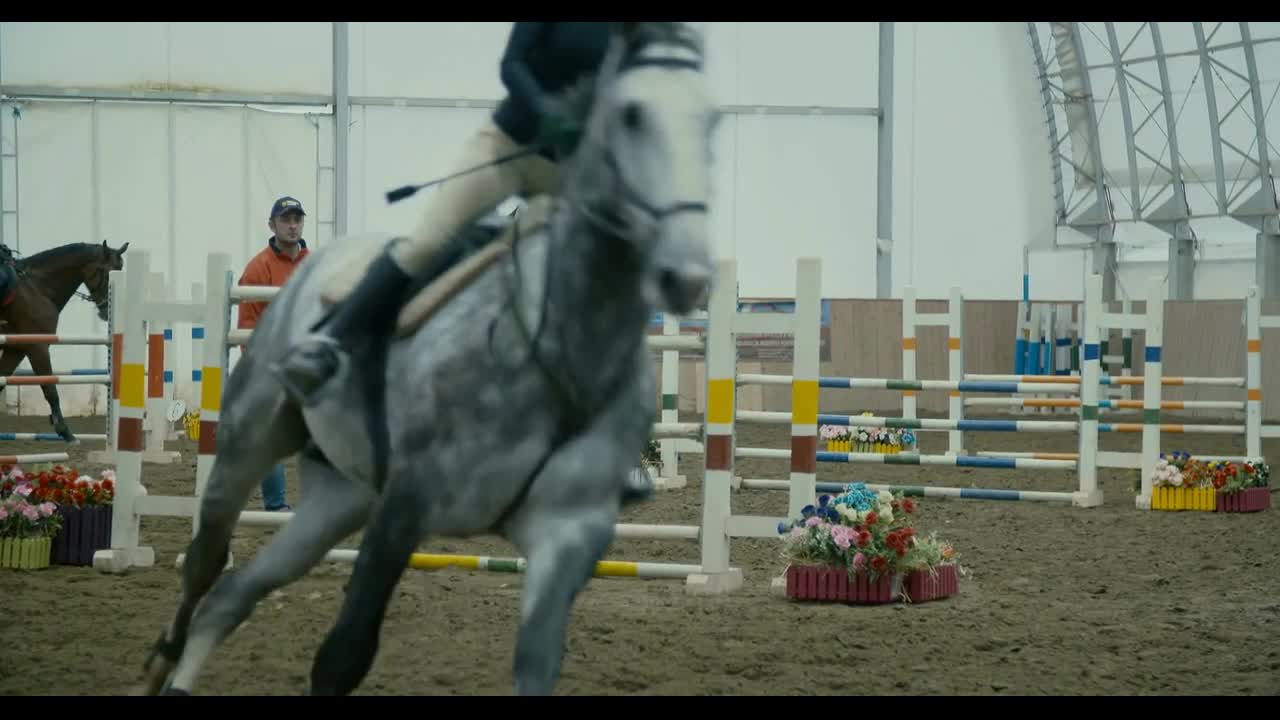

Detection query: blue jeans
(261, 463), (289, 511)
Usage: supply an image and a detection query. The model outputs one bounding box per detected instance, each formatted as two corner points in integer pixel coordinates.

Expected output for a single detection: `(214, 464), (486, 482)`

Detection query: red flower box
(903, 564), (959, 603)
(1216, 488), (1271, 514)
(50, 504), (113, 566)
(784, 564), (897, 604)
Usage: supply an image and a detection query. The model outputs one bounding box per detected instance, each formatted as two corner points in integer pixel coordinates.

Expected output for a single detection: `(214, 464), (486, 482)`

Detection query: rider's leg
(272, 122), (553, 404)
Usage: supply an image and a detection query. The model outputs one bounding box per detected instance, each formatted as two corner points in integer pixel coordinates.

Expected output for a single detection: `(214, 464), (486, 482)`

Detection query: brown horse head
(14, 240), (128, 322)
(83, 240), (129, 320)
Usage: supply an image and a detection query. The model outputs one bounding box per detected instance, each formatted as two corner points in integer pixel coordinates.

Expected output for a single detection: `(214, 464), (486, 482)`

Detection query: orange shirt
(237, 238), (310, 330)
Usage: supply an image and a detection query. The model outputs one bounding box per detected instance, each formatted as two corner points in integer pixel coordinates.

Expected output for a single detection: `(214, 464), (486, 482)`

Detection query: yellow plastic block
(0, 537), (52, 570)
(1151, 486), (1216, 511)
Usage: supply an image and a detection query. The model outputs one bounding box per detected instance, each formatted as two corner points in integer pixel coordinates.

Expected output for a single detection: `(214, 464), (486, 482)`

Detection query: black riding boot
(271, 247), (413, 405)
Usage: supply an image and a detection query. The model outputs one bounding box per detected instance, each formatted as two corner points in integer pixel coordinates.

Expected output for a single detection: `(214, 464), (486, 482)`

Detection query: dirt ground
(2, 409), (1279, 696)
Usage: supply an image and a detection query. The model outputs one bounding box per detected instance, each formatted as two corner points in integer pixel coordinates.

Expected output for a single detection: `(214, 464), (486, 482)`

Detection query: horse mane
(15, 242), (102, 270)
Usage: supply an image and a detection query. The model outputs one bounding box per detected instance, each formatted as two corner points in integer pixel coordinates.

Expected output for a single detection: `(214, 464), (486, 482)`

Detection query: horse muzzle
(652, 261), (710, 316)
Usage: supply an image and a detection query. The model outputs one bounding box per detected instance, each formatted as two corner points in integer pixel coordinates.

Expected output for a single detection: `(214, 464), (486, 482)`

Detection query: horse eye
(621, 102), (643, 131)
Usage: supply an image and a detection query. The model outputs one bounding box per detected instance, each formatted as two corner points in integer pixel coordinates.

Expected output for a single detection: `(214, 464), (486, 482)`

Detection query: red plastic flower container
(1216, 488), (1271, 513)
(51, 504), (113, 566)
(903, 564), (959, 603)
(784, 564), (897, 604)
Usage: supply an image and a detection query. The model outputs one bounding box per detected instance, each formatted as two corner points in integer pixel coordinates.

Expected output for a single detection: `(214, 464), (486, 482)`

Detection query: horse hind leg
(138, 360), (308, 695)
(307, 461), (432, 696)
(24, 345), (74, 442)
(0, 348), (40, 430)
(157, 445), (375, 696)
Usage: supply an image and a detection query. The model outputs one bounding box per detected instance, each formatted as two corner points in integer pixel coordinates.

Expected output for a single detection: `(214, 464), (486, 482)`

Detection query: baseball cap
(270, 196), (306, 218)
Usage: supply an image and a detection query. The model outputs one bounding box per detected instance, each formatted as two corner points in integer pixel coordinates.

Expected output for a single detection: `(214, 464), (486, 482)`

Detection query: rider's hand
(537, 110), (583, 157)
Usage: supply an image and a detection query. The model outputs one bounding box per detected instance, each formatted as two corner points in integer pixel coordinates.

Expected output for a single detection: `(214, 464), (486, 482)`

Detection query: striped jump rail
(0, 334), (110, 346)
(13, 368), (109, 376)
(859, 482), (1077, 503)
(0, 433), (107, 442)
(651, 422), (703, 439)
(1098, 423), (1245, 435)
(965, 373), (1246, 387)
(816, 412), (1079, 433)
(322, 550), (702, 579)
(738, 477), (1077, 503)
(0, 453), (70, 464)
(736, 373), (1078, 395)
(236, 508), (701, 541)
(977, 451), (1264, 464)
(0, 375), (110, 387)
(814, 451), (1077, 470)
(973, 451), (1080, 460)
(963, 398), (1246, 410)
(734, 446), (1076, 470)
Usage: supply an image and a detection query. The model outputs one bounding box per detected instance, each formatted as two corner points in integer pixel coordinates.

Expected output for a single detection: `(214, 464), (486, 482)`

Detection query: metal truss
(1028, 22), (1280, 299)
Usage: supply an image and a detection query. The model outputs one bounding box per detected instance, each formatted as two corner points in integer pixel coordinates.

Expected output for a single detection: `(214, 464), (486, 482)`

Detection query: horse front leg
(502, 429), (636, 695)
(508, 502), (619, 696)
(24, 345), (74, 442)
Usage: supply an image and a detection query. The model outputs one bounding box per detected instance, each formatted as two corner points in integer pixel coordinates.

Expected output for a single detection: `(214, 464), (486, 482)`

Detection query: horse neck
(538, 201), (650, 388)
(24, 260), (86, 311)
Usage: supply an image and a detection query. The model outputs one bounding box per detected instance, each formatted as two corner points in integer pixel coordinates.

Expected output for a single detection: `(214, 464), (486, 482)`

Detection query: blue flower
(777, 521), (789, 535)
(801, 504), (816, 518)
(817, 494), (831, 507)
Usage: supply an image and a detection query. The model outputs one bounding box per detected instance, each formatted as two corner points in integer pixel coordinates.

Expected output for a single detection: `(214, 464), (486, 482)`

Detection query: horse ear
(118, 242), (129, 255)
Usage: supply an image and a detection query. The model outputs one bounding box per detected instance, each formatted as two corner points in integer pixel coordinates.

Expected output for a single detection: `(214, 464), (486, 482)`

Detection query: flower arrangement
(0, 464), (116, 567)
(1148, 452), (1271, 513)
(0, 478), (65, 571)
(0, 464), (115, 507)
(820, 415), (917, 455)
(0, 482), (63, 539)
(776, 483), (959, 604)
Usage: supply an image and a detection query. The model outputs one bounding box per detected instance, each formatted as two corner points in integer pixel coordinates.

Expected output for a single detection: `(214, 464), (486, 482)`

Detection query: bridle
(572, 43), (711, 239)
(500, 37), (714, 413)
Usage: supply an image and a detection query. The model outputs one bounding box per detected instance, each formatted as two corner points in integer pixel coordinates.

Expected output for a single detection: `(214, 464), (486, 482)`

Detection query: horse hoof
(135, 658), (176, 696)
(160, 687), (192, 696)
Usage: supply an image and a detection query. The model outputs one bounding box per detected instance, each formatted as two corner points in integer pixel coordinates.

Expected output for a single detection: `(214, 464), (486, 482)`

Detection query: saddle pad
(320, 195), (556, 312)
(394, 196), (555, 337)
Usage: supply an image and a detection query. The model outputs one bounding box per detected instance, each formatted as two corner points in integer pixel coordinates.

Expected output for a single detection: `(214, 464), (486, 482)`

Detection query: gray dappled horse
(141, 23), (717, 696)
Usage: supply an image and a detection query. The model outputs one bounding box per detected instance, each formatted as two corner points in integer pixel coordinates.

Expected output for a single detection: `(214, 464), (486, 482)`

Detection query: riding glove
(537, 110), (584, 158)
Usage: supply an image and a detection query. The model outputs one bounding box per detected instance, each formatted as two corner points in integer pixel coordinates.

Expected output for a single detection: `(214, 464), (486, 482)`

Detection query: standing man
(237, 195), (311, 511)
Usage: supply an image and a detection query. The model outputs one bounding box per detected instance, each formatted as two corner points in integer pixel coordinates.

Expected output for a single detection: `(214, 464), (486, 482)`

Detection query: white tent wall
(896, 22), (1074, 301)
(348, 105), (494, 236)
(0, 22), (332, 95)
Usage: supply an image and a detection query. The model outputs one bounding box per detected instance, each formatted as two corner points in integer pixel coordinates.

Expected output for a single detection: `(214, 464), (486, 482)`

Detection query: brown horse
(0, 240), (128, 441)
